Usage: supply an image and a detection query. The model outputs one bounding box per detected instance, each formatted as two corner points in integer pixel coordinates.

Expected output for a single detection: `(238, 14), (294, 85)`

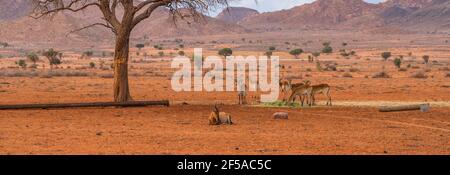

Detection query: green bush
(0, 42), (8, 48)
(17, 60), (27, 69)
(27, 52), (39, 65)
(393, 58), (402, 68)
(83, 50), (94, 57)
(43, 48), (62, 68)
(89, 62), (96, 68)
(312, 52), (320, 57)
(381, 52), (391, 61)
(289, 49), (303, 59)
(372, 71), (391, 78)
(321, 42), (333, 54)
(218, 48), (233, 57)
(136, 43), (145, 50)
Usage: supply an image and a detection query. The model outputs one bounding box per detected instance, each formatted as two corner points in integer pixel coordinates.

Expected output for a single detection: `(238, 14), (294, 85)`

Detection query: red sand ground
(0, 105), (449, 155)
(0, 46), (449, 155)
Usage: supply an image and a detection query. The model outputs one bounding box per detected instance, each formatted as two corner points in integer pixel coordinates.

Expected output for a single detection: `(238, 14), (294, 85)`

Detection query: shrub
(265, 51), (273, 57)
(381, 52), (391, 61)
(89, 62), (96, 68)
(98, 73), (114, 79)
(321, 42), (333, 54)
(446, 72), (450, 78)
(16, 60), (27, 69)
(135, 43), (145, 50)
(398, 68), (407, 72)
(324, 64), (337, 71)
(0, 70), (39, 77)
(27, 52), (39, 65)
(29, 64), (38, 69)
(410, 71), (427, 79)
(268, 46), (276, 51)
(218, 48), (233, 57)
(372, 71), (390, 78)
(393, 58), (402, 68)
(0, 42), (8, 48)
(289, 49), (303, 59)
(349, 68), (360, 72)
(158, 51), (165, 57)
(45, 70), (91, 77)
(312, 52), (320, 58)
(178, 51), (185, 56)
(439, 67), (449, 71)
(340, 51), (350, 57)
(342, 73), (353, 78)
(43, 49), (62, 69)
(83, 50), (94, 57)
(153, 45), (164, 50)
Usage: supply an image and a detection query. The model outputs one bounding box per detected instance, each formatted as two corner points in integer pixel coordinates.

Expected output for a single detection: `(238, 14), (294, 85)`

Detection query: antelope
(209, 105), (233, 125)
(286, 80), (312, 106)
(279, 79), (291, 101)
(237, 81), (248, 105)
(280, 79), (308, 103)
(306, 84), (332, 106)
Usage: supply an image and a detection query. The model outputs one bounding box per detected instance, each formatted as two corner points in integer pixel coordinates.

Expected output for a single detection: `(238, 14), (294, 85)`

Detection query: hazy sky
(212, 0), (385, 16)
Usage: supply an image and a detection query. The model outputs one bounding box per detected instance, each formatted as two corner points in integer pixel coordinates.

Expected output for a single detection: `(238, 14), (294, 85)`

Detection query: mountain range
(0, 0), (449, 45)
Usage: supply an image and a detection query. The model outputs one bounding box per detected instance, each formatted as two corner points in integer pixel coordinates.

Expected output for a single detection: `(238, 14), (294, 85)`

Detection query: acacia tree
(31, 0), (229, 102)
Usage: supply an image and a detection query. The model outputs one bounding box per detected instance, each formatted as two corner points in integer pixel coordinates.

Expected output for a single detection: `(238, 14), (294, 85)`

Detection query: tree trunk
(113, 30), (133, 102)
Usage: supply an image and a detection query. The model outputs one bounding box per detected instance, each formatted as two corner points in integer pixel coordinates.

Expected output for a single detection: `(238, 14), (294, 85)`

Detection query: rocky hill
(238, 0), (380, 30)
(0, 0), (32, 21)
(216, 7), (259, 23)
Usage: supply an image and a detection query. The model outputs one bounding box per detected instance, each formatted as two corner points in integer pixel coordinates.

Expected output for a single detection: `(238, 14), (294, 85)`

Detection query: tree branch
(31, 0), (101, 19)
(66, 22), (117, 36)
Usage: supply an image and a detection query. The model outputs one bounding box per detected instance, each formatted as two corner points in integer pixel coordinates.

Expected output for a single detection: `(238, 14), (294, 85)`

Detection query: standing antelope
(237, 80), (248, 105)
(286, 80), (311, 106)
(280, 79), (309, 103)
(306, 84), (332, 106)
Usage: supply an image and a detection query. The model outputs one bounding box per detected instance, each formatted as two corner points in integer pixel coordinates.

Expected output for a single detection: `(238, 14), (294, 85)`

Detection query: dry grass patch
(372, 71), (390, 78)
(342, 73), (353, 78)
(410, 70), (428, 79)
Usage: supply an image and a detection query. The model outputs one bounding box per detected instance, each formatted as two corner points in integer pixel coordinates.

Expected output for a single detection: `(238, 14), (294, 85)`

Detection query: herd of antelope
(210, 79), (332, 125)
(279, 79), (332, 107)
(233, 78), (332, 107)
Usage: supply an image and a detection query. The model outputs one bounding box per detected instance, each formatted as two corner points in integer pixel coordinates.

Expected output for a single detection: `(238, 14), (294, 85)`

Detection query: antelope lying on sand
(209, 105), (233, 125)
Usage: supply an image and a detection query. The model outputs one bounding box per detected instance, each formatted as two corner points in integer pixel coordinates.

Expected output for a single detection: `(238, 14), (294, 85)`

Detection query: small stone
(273, 112), (288, 119)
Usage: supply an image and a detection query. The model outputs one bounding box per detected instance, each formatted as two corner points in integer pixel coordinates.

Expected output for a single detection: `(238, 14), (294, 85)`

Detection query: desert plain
(1, 30), (449, 155)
